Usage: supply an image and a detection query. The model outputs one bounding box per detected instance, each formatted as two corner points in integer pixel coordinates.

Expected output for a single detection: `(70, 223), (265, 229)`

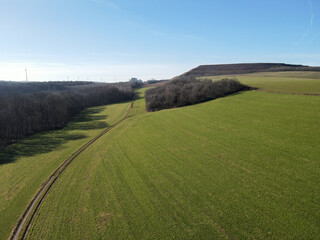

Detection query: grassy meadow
(27, 85), (320, 239)
(200, 71), (320, 94)
(0, 102), (131, 240)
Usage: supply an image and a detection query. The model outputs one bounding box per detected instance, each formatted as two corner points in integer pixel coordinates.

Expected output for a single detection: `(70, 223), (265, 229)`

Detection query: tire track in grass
(100, 147), (137, 239)
(118, 122), (234, 239)
(9, 102), (134, 240)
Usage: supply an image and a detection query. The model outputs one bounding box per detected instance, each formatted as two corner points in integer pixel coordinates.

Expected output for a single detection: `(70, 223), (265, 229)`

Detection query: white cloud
(308, 32), (320, 44)
(294, 0), (314, 47)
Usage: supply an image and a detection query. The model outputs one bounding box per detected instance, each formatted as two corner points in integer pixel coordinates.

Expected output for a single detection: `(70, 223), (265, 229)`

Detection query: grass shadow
(0, 105), (109, 165)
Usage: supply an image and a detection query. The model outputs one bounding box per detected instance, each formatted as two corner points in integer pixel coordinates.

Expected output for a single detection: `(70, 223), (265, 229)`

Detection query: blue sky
(0, 0), (319, 81)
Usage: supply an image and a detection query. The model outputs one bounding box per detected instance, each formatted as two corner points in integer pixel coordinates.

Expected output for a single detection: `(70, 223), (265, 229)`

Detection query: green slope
(28, 89), (320, 239)
(0, 102), (131, 240)
(201, 71), (320, 94)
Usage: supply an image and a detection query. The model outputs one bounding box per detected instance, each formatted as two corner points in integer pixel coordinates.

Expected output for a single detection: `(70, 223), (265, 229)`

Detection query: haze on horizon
(0, 0), (319, 82)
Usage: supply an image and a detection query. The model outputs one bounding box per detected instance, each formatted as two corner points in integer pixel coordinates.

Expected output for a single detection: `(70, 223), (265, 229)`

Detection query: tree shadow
(0, 106), (109, 165)
(65, 109), (109, 131)
(135, 93), (144, 100)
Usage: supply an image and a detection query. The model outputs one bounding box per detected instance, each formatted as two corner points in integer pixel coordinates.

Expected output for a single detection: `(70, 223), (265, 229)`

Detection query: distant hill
(180, 63), (320, 78)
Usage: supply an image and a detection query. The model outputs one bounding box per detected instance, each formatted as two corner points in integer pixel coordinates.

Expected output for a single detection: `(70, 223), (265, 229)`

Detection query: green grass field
(200, 71), (320, 94)
(0, 102), (131, 240)
(27, 87), (320, 239)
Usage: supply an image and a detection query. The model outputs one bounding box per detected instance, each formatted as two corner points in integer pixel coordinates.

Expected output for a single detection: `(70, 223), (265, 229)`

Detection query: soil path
(9, 102), (134, 240)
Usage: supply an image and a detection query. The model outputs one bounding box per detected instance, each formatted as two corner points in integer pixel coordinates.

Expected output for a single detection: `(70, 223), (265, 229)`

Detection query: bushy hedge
(145, 77), (251, 111)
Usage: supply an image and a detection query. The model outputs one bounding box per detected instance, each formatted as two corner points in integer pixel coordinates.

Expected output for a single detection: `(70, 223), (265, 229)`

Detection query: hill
(200, 71), (320, 95)
(27, 88), (320, 239)
(180, 63), (320, 77)
(1, 73), (320, 239)
(0, 102), (131, 240)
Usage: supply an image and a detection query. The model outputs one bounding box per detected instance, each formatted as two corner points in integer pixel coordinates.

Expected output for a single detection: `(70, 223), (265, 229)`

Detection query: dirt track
(9, 102), (134, 240)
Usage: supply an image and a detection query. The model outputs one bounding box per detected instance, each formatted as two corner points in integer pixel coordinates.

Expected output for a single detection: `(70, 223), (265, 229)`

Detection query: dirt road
(9, 102), (134, 240)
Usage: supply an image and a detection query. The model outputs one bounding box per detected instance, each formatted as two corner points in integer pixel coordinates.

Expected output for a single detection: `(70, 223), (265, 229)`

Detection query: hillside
(201, 71), (320, 95)
(1, 72), (320, 239)
(28, 87), (320, 239)
(0, 102), (131, 240)
(180, 63), (320, 77)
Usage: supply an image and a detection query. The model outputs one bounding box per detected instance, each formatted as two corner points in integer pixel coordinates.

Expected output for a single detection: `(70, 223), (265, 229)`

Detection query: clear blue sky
(0, 0), (319, 81)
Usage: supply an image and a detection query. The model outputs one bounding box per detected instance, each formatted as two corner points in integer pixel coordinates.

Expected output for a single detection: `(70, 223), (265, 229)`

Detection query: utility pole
(25, 68), (28, 82)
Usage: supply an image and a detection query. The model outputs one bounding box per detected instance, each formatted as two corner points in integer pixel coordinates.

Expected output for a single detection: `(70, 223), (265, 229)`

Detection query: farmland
(201, 71), (320, 94)
(2, 0), (320, 238)
(0, 102), (131, 240)
(25, 81), (320, 239)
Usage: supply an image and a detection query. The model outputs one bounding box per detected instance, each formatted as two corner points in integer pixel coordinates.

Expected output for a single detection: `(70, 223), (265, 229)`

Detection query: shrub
(145, 77), (251, 111)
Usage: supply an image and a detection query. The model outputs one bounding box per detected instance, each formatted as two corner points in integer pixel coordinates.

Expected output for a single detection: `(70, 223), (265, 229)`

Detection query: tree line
(145, 77), (252, 111)
(0, 81), (94, 96)
(0, 82), (134, 148)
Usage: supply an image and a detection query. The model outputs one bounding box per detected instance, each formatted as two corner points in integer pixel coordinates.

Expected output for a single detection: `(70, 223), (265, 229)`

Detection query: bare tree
(145, 77), (252, 111)
(0, 81), (134, 148)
